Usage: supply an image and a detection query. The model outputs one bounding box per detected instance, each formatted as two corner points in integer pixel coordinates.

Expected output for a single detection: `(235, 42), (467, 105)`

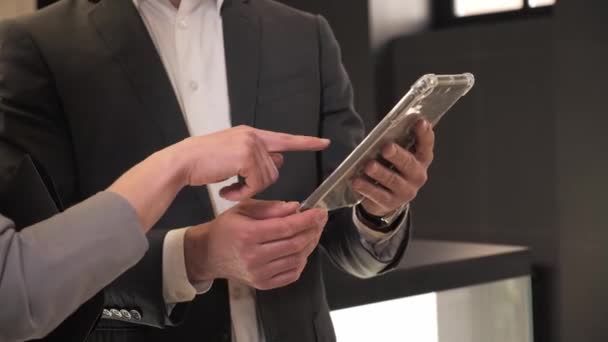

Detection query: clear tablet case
(301, 73), (475, 211)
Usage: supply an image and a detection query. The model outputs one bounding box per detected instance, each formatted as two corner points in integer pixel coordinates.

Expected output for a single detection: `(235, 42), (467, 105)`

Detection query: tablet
(300, 73), (475, 211)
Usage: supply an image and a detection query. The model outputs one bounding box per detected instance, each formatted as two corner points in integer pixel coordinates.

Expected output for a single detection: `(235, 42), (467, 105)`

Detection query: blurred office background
(275, 1), (608, 341)
(3, 0), (608, 341)
(0, 0), (35, 19)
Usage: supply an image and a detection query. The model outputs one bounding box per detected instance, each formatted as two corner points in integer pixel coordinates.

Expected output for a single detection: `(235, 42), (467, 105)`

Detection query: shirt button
(189, 80), (199, 91)
(130, 309), (142, 321)
(178, 18), (188, 29)
(110, 309), (122, 319)
(120, 309), (132, 320)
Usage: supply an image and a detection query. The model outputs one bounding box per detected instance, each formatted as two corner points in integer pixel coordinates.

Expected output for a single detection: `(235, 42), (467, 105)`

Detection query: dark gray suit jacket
(0, 0), (411, 341)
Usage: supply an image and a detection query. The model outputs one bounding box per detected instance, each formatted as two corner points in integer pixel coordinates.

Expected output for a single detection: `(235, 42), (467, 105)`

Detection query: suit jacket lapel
(89, 0), (189, 145)
(222, 0), (261, 127)
(89, 0), (214, 216)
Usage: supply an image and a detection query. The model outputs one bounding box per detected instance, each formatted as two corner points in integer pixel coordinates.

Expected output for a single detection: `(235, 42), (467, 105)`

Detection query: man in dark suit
(0, 0), (435, 341)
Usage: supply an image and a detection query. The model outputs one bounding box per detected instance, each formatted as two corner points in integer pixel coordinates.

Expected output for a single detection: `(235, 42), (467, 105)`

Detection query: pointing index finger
(254, 129), (331, 152)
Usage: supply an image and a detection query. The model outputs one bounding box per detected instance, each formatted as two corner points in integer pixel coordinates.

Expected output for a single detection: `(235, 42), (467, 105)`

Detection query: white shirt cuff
(352, 205), (409, 245)
(162, 227), (213, 305)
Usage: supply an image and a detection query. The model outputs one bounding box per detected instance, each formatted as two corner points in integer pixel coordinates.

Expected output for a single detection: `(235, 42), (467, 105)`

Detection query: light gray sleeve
(0, 191), (148, 341)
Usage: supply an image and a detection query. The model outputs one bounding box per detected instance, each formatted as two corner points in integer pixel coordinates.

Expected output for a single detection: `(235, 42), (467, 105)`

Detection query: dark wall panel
(555, 1), (608, 341)
(38, 0), (56, 8)
(389, 18), (557, 342)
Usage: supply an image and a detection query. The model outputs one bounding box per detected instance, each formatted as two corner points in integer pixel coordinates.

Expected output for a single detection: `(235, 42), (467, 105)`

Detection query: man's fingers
(413, 120), (435, 166)
(255, 250), (306, 280)
(238, 200), (300, 220)
(254, 129), (331, 152)
(381, 143), (419, 178)
(255, 208), (328, 244)
(352, 178), (395, 212)
(255, 267), (302, 290)
(258, 226), (320, 262)
(380, 142), (429, 187)
(363, 160), (408, 191)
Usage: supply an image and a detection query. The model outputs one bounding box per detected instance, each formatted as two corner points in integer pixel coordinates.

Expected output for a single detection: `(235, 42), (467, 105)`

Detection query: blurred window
(454, 0), (555, 17)
(433, 0), (555, 27)
(455, 0), (524, 17)
(528, 0), (556, 7)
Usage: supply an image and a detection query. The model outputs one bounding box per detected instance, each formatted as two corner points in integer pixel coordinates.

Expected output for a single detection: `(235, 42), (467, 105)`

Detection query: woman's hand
(108, 126), (329, 231)
(175, 125), (330, 200)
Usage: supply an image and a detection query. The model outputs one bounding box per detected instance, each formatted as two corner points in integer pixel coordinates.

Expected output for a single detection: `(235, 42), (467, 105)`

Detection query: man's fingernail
(321, 138), (331, 144)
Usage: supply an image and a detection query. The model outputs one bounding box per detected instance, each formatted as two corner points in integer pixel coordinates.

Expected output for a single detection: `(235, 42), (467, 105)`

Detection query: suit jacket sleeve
(0, 19), (171, 329)
(0, 192), (148, 341)
(315, 15), (411, 279)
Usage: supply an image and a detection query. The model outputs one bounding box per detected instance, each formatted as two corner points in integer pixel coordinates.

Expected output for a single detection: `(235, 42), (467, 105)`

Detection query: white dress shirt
(133, 1), (407, 341)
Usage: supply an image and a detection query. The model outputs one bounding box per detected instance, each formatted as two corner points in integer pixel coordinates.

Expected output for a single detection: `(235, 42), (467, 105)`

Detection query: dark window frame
(38, 0), (58, 9)
(432, 0), (554, 29)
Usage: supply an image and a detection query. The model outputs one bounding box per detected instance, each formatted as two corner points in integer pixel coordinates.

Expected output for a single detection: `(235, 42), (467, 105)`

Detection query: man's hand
(174, 125), (330, 201)
(352, 120), (435, 217)
(184, 200), (328, 290)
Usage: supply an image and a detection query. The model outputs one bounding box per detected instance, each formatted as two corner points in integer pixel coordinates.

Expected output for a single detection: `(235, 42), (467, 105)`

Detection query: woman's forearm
(107, 144), (188, 232)
(0, 193), (148, 341)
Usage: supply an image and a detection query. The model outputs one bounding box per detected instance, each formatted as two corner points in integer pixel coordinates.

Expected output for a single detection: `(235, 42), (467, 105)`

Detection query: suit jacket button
(120, 309), (132, 319)
(110, 309), (122, 319)
(102, 309), (112, 318)
(130, 309), (142, 321)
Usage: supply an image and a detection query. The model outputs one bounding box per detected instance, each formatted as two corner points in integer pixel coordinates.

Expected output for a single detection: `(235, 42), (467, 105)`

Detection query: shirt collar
(132, 0), (226, 13)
